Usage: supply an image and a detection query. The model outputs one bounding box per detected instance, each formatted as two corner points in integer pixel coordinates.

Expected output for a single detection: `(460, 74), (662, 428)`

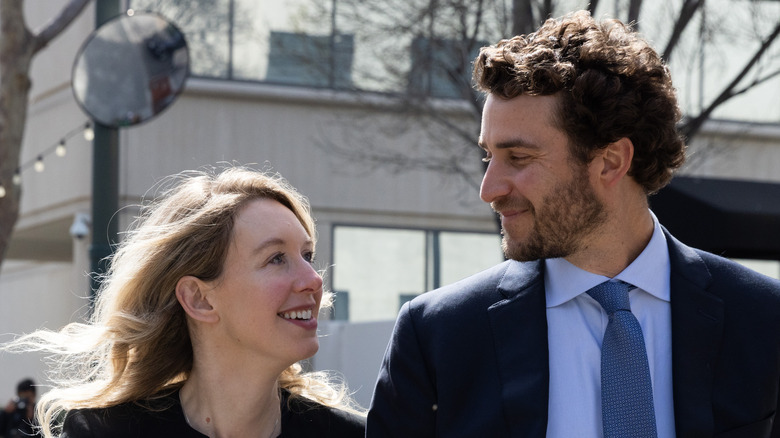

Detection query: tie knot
(587, 281), (632, 314)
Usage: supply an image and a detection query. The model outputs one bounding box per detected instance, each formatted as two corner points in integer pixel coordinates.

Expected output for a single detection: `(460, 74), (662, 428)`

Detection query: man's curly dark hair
(473, 11), (686, 194)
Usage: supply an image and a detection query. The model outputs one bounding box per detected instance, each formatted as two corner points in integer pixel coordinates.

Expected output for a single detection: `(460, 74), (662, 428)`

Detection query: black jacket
(62, 389), (365, 438)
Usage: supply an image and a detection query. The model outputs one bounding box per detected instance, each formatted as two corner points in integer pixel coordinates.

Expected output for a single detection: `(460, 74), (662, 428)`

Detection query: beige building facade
(1, 0), (779, 407)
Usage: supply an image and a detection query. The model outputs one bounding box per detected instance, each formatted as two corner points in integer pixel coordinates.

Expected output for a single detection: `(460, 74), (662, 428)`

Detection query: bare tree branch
(662, 0), (704, 61)
(33, 0), (92, 53)
(587, 0), (600, 16)
(628, 0), (642, 28)
(731, 67), (780, 97)
(681, 20), (780, 139)
(541, 0), (553, 22)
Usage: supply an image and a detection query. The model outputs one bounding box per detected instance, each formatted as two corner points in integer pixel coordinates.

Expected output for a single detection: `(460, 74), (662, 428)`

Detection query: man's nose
(480, 160), (511, 204)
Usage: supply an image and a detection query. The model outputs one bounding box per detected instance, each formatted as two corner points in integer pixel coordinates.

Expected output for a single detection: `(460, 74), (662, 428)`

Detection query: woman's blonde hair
(5, 166), (357, 437)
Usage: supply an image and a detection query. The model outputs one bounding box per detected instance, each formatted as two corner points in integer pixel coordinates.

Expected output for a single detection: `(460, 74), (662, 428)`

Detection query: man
(0, 378), (39, 438)
(367, 11), (780, 437)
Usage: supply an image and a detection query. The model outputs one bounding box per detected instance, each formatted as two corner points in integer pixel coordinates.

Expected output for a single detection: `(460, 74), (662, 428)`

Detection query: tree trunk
(0, 0), (91, 267)
(0, 0), (35, 262)
(512, 0), (536, 36)
(628, 0), (643, 27)
(588, 0), (600, 15)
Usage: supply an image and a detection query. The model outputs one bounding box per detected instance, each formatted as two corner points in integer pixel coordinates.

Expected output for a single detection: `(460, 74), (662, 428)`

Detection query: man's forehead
(480, 96), (559, 139)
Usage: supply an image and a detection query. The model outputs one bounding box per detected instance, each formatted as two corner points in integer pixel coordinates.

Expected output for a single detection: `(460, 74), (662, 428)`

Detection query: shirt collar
(545, 210), (671, 308)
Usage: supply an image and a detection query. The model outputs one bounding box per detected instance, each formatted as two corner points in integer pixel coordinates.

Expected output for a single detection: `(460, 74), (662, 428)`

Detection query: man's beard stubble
(495, 167), (607, 262)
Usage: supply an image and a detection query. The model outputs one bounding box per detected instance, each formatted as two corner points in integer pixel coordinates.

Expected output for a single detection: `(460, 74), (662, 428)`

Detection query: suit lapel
(487, 260), (549, 438)
(666, 230), (724, 437)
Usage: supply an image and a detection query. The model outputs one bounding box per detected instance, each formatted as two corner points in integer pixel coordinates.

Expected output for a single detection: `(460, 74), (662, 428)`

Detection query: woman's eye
(303, 251), (315, 264)
(269, 253), (285, 265)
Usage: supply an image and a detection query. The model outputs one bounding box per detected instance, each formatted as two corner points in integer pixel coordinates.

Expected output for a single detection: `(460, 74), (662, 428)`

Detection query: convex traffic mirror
(72, 11), (189, 127)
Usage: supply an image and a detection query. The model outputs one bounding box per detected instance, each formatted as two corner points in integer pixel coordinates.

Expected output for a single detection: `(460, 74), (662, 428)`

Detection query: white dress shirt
(545, 212), (675, 437)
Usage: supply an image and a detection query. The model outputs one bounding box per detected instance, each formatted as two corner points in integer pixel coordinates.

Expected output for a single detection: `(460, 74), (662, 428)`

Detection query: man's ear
(597, 137), (633, 188)
(175, 276), (219, 323)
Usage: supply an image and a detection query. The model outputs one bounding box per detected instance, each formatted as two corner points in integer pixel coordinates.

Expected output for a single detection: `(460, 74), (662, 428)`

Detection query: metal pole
(228, 0), (234, 79)
(329, 0), (337, 88)
(89, 0), (122, 299)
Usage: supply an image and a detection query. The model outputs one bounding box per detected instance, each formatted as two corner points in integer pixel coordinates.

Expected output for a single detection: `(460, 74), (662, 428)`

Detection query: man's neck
(564, 205), (654, 278)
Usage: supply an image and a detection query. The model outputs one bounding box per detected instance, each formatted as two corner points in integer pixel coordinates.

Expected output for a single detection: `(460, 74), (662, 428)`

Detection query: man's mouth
(491, 200), (531, 218)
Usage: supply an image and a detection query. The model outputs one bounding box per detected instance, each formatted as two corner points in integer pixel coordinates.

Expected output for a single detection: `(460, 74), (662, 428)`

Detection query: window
(408, 37), (485, 99)
(129, 1), (483, 97)
(129, 0), (347, 83)
(331, 226), (503, 322)
(266, 31), (354, 89)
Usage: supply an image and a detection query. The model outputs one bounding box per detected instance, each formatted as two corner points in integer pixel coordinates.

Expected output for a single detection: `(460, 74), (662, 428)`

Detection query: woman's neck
(179, 368), (282, 438)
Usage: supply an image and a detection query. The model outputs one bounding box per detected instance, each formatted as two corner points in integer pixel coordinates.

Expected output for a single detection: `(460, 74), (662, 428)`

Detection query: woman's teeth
(280, 309), (312, 320)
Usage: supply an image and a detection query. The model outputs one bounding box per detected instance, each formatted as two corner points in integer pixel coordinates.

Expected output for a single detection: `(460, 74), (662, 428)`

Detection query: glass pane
(321, 0), (512, 93)
(232, 0), (336, 82)
(130, 0), (509, 94)
(131, 0), (230, 78)
(439, 231), (503, 285)
(333, 227), (425, 322)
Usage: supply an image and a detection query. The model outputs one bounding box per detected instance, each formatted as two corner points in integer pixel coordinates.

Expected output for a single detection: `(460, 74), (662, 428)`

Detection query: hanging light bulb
(34, 155), (45, 172)
(56, 140), (67, 157)
(83, 122), (95, 141)
(12, 171), (21, 185)
(0, 184), (6, 198)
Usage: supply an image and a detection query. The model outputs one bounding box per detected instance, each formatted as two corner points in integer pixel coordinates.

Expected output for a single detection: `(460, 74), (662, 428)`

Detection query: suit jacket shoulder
(408, 259), (542, 317)
(666, 230), (780, 332)
(368, 259), (550, 438)
(665, 230), (780, 437)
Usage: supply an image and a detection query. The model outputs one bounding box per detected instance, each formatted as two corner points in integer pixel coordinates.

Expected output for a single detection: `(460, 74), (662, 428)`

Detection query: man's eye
(481, 154), (492, 163)
(510, 155), (531, 164)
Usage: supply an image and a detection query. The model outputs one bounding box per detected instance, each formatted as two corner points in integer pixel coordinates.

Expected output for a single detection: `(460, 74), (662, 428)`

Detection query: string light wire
(0, 121), (93, 198)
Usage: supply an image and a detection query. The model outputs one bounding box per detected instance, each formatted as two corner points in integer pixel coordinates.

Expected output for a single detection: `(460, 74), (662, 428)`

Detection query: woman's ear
(176, 276), (219, 323)
(598, 137), (633, 188)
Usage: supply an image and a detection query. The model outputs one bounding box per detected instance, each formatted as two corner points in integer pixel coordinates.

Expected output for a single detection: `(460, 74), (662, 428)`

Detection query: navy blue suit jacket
(367, 230), (780, 437)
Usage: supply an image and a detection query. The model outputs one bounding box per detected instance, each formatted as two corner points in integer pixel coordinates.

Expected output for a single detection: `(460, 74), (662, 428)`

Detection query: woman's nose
(296, 259), (323, 293)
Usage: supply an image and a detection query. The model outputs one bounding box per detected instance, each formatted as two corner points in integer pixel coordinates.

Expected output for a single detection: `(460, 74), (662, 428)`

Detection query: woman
(6, 167), (365, 437)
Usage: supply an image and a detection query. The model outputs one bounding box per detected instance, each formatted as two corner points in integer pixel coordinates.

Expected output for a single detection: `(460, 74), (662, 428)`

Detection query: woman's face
(206, 198), (323, 369)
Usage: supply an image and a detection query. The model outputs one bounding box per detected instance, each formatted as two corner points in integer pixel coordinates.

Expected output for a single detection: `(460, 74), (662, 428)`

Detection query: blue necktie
(587, 281), (658, 438)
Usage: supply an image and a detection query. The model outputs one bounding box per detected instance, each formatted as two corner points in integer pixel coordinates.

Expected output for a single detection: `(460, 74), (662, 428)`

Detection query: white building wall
(0, 239), (90, 397)
(683, 121), (780, 184)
